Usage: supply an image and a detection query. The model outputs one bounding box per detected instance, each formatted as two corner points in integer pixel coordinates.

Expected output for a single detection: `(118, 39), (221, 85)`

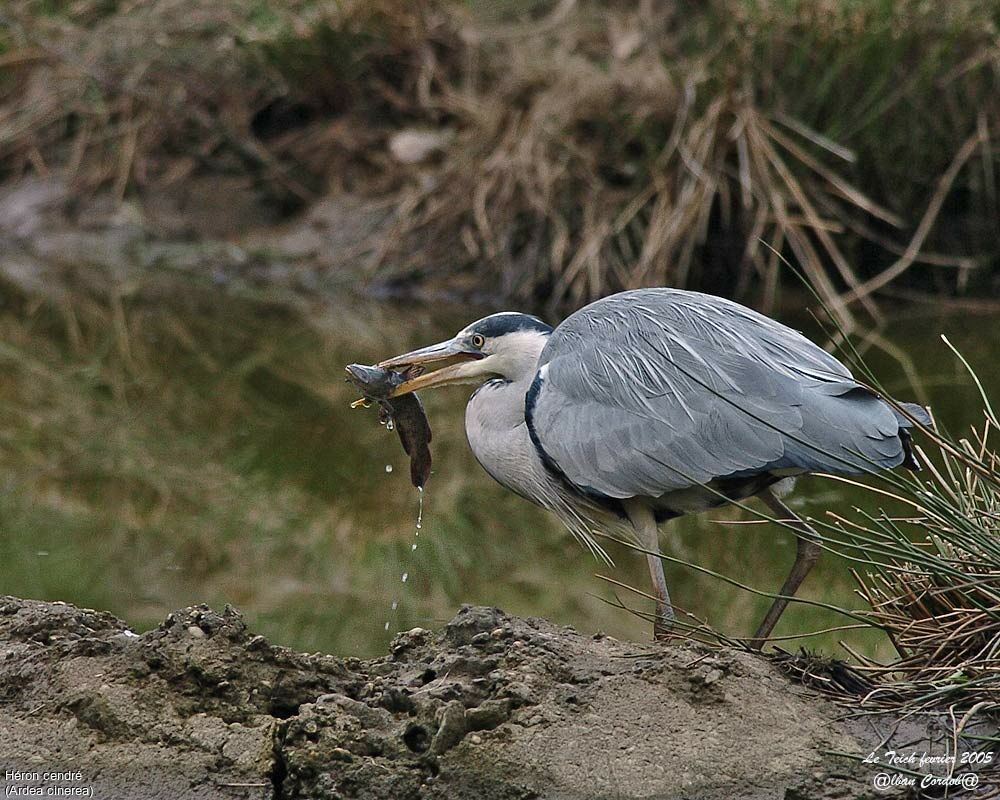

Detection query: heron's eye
(471, 334), (486, 349)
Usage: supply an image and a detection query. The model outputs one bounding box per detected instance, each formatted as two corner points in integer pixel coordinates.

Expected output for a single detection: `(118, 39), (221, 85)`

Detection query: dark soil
(4, 596), (993, 799)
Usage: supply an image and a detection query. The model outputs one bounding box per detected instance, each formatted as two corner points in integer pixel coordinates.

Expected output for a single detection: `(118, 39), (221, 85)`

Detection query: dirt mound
(0, 597), (348, 799)
(0, 597), (984, 799)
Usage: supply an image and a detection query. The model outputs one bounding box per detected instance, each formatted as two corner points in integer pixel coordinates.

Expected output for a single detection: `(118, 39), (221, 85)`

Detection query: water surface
(1, 276), (995, 660)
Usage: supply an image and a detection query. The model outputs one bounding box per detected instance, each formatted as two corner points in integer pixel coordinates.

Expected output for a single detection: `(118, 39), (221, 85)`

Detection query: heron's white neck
(480, 330), (548, 383)
(463, 341), (545, 505)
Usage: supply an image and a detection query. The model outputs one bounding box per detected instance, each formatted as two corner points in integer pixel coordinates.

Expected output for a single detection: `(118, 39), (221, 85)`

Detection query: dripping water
(385, 486), (425, 635)
(416, 487), (423, 529)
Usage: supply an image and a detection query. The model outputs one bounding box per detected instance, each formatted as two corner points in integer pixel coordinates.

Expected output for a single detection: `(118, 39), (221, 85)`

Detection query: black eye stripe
(468, 313), (553, 339)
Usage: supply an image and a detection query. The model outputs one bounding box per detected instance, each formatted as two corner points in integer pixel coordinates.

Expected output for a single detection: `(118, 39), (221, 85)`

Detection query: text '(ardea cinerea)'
(375, 289), (930, 647)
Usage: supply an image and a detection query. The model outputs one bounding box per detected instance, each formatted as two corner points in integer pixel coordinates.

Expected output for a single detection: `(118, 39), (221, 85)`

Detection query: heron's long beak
(378, 338), (485, 396)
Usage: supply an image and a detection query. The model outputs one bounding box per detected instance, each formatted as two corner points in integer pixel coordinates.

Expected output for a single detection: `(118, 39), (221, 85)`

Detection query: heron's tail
(892, 400), (931, 471)
(893, 401), (932, 428)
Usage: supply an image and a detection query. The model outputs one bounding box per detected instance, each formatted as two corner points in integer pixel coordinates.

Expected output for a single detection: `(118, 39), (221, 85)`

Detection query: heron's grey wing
(526, 289), (910, 500)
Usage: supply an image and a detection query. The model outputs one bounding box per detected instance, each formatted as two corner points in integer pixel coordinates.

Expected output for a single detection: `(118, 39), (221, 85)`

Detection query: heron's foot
(746, 490), (823, 654)
(652, 603), (675, 642)
(744, 612), (779, 651)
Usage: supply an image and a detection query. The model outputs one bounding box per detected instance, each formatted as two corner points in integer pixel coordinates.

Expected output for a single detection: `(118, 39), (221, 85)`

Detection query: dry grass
(0, 0), (425, 203)
(1, 0), (999, 315)
(357, 0), (1000, 320)
(828, 409), (1000, 714)
(751, 337), (1000, 716)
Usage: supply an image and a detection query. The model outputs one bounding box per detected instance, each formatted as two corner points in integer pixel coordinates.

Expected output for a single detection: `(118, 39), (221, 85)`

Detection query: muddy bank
(0, 177), (397, 307)
(3, 596), (993, 799)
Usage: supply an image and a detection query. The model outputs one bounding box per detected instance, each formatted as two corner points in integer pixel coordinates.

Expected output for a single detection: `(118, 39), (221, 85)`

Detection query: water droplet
(384, 485), (426, 634)
(385, 464), (393, 473)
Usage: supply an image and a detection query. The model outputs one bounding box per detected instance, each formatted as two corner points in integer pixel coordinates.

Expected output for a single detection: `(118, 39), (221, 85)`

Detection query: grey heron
(378, 288), (929, 647)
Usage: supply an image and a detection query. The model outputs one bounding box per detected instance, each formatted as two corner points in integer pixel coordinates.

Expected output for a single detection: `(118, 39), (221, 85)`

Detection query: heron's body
(465, 358), (627, 559)
(466, 377), (542, 503)
(376, 289), (929, 645)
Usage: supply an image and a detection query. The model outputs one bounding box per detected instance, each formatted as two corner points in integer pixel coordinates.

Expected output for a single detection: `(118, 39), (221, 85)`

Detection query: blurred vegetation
(3, 0), (1000, 662)
(0, 258), (996, 658)
(0, 267), (661, 656)
(1, 0), (998, 317)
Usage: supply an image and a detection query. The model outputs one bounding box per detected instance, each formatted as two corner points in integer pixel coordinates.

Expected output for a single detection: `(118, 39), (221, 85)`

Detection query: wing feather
(526, 289), (910, 500)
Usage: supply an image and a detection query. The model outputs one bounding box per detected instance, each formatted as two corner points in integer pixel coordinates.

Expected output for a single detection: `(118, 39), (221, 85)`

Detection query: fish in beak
(377, 337), (486, 396)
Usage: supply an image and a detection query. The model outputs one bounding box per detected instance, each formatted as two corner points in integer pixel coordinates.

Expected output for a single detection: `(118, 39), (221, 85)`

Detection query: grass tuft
(824, 406), (1000, 713)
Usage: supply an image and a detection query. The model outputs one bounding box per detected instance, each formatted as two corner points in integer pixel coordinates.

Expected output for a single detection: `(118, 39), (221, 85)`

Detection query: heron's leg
(749, 489), (821, 651)
(624, 499), (674, 640)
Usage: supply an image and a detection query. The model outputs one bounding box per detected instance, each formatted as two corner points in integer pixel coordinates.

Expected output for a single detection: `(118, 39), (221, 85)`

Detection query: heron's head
(378, 313), (552, 395)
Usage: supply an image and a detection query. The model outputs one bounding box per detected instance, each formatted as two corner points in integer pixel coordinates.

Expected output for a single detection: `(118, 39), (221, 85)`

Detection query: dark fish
(345, 363), (433, 488)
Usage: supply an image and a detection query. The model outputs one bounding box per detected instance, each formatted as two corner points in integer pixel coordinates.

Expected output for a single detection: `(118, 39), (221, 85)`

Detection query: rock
(466, 699), (511, 731)
(0, 596), (994, 799)
(388, 128), (454, 164)
(0, 178), (67, 238)
(430, 700), (467, 754)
